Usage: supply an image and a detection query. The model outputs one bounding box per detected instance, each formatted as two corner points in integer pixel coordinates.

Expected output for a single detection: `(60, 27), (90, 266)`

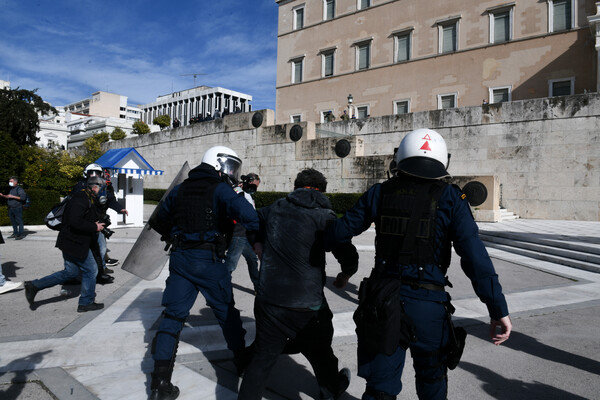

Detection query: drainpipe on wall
(588, 2), (600, 92)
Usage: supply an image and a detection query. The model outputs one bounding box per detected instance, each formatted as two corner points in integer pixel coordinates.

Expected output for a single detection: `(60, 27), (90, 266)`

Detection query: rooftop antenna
(180, 73), (207, 88)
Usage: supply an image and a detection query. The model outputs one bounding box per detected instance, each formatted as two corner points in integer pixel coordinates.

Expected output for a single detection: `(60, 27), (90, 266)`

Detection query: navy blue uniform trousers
(359, 296), (450, 400)
(153, 248), (246, 361)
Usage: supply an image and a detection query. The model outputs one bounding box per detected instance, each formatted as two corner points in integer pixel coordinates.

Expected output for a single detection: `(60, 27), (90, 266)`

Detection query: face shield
(217, 153), (242, 185)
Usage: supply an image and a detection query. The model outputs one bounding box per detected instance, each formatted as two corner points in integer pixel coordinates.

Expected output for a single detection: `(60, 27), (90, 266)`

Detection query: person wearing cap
(24, 176), (107, 313)
(326, 128), (512, 400)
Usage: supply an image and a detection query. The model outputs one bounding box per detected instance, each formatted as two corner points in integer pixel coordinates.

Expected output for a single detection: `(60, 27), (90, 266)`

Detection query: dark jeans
(238, 299), (340, 400)
(358, 296), (450, 400)
(8, 207), (24, 236)
(153, 248), (246, 361)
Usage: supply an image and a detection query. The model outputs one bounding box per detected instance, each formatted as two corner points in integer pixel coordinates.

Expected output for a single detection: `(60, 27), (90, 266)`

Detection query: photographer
(24, 176), (107, 312)
(73, 164), (128, 284)
(225, 173), (260, 291)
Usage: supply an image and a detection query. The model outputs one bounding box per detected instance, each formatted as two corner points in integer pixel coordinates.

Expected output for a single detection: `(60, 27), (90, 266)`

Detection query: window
(357, 105), (369, 118)
(394, 100), (410, 114)
(549, 78), (574, 96)
(550, 0), (574, 32)
(324, 0), (335, 20)
(490, 9), (512, 44)
(438, 20), (459, 53)
(321, 110), (335, 122)
(293, 5), (305, 30)
(291, 58), (304, 83)
(356, 41), (371, 70)
(438, 93), (457, 109)
(358, 0), (371, 10)
(489, 86), (512, 103)
(322, 50), (335, 77)
(394, 31), (411, 62)
(291, 114), (301, 123)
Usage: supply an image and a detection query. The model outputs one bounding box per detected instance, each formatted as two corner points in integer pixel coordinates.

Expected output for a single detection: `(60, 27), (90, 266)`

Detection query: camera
(240, 174), (258, 194)
(99, 215), (115, 239)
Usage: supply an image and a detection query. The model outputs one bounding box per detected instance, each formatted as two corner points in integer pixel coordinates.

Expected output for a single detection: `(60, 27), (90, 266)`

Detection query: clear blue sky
(0, 0), (278, 111)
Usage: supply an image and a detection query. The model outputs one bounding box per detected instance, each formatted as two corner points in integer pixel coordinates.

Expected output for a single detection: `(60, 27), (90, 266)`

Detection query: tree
(82, 132), (109, 164)
(111, 127), (127, 140)
(132, 120), (151, 135)
(0, 87), (57, 146)
(153, 114), (171, 130)
(19, 146), (84, 194)
(0, 130), (23, 185)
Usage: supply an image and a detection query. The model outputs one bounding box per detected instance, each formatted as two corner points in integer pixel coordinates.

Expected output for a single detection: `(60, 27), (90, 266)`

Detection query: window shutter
(494, 12), (509, 43)
(553, 0), (571, 31)
(396, 35), (409, 62)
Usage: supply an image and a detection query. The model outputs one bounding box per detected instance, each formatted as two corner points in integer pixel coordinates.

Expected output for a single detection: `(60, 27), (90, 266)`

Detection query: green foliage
(0, 87), (57, 146)
(254, 192), (288, 209)
(144, 188), (167, 203)
(0, 188), (62, 226)
(153, 114), (171, 130)
(0, 130), (23, 184)
(111, 127), (127, 140)
(132, 121), (151, 135)
(83, 132), (109, 163)
(326, 193), (361, 215)
(23, 188), (62, 225)
(142, 189), (361, 215)
(19, 146), (84, 195)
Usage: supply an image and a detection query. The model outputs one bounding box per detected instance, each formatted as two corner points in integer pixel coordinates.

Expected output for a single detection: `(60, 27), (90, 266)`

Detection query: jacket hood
(188, 163), (221, 181)
(286, 188), (331, 210)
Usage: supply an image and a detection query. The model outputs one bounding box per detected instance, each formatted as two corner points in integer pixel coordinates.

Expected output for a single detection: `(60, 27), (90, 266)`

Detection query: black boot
(24, 281), (39, 309)
(149, 364), (179, 400)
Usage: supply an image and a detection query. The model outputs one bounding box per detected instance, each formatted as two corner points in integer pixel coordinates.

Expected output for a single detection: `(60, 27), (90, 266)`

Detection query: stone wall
(105, 94), (600, 221)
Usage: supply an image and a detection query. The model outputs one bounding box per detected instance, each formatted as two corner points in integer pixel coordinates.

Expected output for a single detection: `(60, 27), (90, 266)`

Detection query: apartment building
(140, 86), (253, 127)
(64, 91), (142, 122)
(275, 0), (597, 123)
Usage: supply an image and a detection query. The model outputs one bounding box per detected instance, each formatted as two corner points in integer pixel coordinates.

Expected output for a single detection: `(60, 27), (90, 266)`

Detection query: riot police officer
(327, 128), (512, 400)
(148, 146), (259, 400)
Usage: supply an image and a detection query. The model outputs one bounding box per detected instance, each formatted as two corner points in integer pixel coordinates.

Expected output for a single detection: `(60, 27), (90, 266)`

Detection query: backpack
(23, 195), (31, 209)
(44, 196), (71, 231)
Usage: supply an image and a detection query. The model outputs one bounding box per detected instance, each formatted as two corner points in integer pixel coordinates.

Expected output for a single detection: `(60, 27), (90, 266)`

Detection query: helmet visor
(217, 153), (242, 184)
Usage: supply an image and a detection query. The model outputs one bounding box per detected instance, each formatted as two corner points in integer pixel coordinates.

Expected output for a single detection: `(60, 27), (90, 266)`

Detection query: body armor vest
(174, 177), (221, 236)
(375, 176), (451, 272)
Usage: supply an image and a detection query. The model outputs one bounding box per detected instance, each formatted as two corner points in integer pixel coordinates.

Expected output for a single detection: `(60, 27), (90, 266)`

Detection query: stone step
(479, 231), (600, 256)
(499, 208), (519, 221)
(481, 240), (600, 274)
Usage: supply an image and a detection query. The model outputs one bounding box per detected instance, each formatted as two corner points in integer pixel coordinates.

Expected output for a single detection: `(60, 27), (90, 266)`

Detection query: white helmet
(84, 163), (103, 178)
(201, 146), (242, 184)
(392, 128), (450, 179)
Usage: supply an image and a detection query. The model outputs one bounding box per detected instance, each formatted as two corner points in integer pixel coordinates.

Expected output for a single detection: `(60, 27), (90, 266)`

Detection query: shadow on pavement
(460, 361), (589, 400)
(465, 319), (600, 375)
(0, 350), (52, 400)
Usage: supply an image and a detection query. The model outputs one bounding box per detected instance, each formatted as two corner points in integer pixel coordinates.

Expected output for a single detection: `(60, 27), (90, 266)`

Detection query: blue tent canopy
(95, 148), (163, 175)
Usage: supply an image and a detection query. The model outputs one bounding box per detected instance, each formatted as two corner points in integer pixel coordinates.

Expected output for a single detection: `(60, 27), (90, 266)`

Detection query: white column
(588, 3), (600, 92)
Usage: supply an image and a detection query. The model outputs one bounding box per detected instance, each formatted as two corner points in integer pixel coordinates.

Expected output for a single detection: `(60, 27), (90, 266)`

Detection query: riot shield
(121, 162), (191, 280)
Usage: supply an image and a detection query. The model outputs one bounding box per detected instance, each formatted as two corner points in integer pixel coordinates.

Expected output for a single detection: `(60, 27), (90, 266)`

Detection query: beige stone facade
(104, 93), (600, 222)
(275, 0), (597, 124)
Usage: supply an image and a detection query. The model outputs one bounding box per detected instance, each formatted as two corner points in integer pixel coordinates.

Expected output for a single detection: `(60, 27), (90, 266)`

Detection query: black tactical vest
(174, 177), (221, 235)
(375, 176), (451, 271)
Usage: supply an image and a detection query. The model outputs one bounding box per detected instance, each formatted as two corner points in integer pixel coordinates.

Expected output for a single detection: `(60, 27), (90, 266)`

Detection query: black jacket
(56, 189), (100, 259)
(257, 188), (358, 309)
